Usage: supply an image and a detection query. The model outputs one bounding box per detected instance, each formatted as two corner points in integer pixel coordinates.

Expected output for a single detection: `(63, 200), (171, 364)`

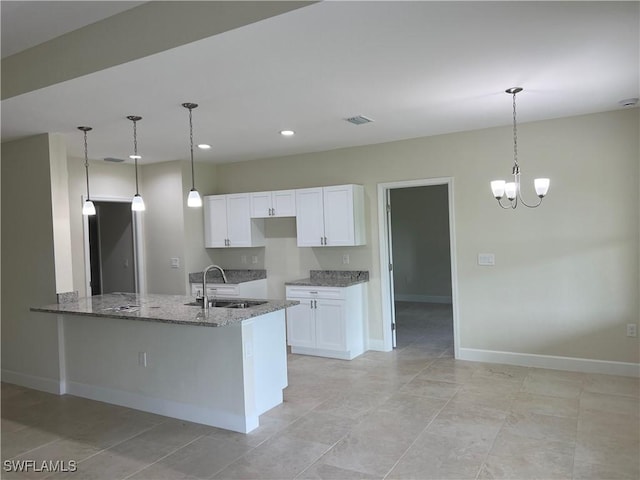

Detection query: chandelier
(490, 87), (550, 208)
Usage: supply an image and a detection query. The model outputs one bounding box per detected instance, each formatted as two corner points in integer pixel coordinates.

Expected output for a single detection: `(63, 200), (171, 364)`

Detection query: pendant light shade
(182, 102), (202, 208)
(188, 189), (202, 207)
(127, 115), (146, 212)
(78, 126), (96, 216)
(490, 87), (550, 209)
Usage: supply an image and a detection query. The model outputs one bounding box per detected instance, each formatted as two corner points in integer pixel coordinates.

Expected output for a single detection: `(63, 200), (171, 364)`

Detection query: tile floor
(2, 302), (639, 479)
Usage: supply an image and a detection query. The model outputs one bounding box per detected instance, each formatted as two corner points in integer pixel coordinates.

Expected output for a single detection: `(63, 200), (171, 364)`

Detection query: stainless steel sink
(184, 300), (267, 309)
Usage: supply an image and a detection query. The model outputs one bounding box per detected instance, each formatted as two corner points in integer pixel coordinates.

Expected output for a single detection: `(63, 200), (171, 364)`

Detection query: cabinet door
(295, 188), (325, 247)
(286, 300), (315, 348)
(204, 195), (228, 248)
(250, 192), (272, 218)
(226, 194), (252, 247)
(314, 299), (346, 351)
(323, 185), (355, 246)
(272, 190), (296, 217)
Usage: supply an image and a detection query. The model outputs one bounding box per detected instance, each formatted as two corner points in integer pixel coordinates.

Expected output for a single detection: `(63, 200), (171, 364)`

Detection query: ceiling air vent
(345, 115), (374, 125)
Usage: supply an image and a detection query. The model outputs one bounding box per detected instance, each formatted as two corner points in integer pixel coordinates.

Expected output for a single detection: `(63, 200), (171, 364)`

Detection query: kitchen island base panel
(61, 310), (287, 433)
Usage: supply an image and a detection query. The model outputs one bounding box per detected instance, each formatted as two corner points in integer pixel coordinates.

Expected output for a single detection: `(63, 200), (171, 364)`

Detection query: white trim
(57, 315), (67, 394)
(290, 346), (361, 360)
(1, 370), (63, 395)
(82, 195), (146, 296)
(65, 380), (258, 433)
(366, 339), (386, 352)
(394, 294), (452, 304)
(458, 348), (640, 378)
(377, 177), (460, 357)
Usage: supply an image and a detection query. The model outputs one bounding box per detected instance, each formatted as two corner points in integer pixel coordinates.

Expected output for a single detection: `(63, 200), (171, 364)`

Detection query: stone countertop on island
(188, 269), (266, 284)
(31, 292), (296, 328)
(286, 270), (369, 287)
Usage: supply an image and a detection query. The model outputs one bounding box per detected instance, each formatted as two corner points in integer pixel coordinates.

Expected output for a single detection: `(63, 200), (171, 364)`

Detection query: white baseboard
(458, 348), (640, 378)
(1, 369), (64, 394)
(395, 294), (452, 304)
(66, 380), (258, 433)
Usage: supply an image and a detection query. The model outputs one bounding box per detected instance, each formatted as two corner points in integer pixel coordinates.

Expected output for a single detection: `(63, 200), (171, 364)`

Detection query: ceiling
(1, 1), (638, 165)
(1, 1), (146, 58)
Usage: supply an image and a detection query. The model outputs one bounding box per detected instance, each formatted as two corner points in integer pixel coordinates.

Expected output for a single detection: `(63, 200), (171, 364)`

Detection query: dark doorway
(389, 185), (453, 352)
(88, 201), (136, 295)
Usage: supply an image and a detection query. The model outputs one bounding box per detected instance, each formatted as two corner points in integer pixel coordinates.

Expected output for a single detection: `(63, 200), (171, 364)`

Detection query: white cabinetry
(295, 184), (365, 247)
(285, 284), (365, 360)
(190, 279), (267, 299)
(250, 190), (296, 218)
(204, 194), (265, 248)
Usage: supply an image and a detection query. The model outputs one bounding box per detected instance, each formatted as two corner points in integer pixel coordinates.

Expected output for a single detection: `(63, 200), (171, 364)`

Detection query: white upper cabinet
(250, 190), (296, 218)
(295, 184), (365, 247)
(204, 194), (265, 248)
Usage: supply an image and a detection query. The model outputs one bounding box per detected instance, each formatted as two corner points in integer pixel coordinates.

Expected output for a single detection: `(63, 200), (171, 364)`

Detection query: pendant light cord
(133, 119), (140, 195)
(188, 106), (196, 190)
(512, 91), (518, 169)
(83, 130), (91, 200)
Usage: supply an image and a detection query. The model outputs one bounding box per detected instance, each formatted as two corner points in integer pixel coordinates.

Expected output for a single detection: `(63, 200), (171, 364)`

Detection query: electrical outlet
(627, 324), (637, 337)
(241, 255), (247, 264)
(252, 255), (258, 264)
(478, 253), (495, 266)
(342, 254), (350, 265)
(170, 257), (180, 269)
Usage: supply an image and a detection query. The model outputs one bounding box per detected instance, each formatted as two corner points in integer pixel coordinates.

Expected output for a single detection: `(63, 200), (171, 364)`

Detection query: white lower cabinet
(285, 284), (365, 360)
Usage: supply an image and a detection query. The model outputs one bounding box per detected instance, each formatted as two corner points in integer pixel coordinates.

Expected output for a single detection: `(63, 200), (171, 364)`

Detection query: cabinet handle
(320, 237), (324, 245)
(310, 300), (313, 310)
(324, 236), (328, 245)
(270, 208), (274, 216)
(314, 299), (317, 309)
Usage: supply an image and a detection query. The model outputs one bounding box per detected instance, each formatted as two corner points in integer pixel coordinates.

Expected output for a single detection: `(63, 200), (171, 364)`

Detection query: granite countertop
(189, 269), (266, 284)
(31, 293), (296, 328)
(286, 270), (369, 287)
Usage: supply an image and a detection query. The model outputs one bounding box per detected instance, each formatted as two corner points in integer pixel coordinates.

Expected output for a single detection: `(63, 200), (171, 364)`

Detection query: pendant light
(490, 87), (550, 209)
(182, 102), (202, 208)
(78, 126), (96, 216)
(127, 115), (146, 211)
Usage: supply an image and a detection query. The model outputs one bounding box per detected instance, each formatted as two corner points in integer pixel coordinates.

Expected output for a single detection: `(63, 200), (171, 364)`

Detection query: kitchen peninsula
(32, 293), (296, 433)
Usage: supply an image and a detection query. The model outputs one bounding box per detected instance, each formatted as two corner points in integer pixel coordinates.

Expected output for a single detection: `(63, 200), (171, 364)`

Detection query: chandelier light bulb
(504, 182), (517, 200)
(490, 180), (506, 199)
(534, 178), (550, 197)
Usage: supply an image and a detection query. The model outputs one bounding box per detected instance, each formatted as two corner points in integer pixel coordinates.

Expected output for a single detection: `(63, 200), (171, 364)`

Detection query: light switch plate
(170, 257), (180, 269)
(478, 253), (495, 266)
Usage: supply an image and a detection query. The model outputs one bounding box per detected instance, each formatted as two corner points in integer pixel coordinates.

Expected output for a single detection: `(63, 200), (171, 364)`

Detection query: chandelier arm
(517, 192), (543, 208)
(496, 198), (512, 209)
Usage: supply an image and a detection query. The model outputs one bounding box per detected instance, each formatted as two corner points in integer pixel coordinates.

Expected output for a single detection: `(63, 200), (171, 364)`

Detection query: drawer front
(285, 286), (345, 300)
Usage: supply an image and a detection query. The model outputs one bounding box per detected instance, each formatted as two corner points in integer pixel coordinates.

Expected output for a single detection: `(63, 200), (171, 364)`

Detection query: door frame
(377, 177), (460, 357)
(82, 195), (146, 296)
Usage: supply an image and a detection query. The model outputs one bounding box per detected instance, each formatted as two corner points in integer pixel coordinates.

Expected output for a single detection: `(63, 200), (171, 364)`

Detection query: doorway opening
(82, 196), (146, 296)
(377, 178), (459, 356)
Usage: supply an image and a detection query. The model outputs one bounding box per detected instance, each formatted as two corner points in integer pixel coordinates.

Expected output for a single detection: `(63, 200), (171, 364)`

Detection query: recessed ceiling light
(197, 144), (211, 150)
(619, 97), (638, 107)
(280, 130), (295, 137)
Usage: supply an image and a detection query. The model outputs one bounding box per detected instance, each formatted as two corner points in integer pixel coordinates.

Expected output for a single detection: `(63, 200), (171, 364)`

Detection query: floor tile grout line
(40, 420), (168, 479)
(382, 390), (457, 480)
(121, 433), (207, 480)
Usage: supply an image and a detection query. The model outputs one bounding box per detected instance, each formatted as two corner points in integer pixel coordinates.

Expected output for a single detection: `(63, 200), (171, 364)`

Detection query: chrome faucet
(202, 265), (228, 311)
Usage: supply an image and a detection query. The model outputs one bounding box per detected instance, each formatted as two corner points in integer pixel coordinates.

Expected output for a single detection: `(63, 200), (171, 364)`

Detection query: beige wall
(67, 156), (137, 298)
(212, 108), (639, 364)
(1, 134), (62, 387)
